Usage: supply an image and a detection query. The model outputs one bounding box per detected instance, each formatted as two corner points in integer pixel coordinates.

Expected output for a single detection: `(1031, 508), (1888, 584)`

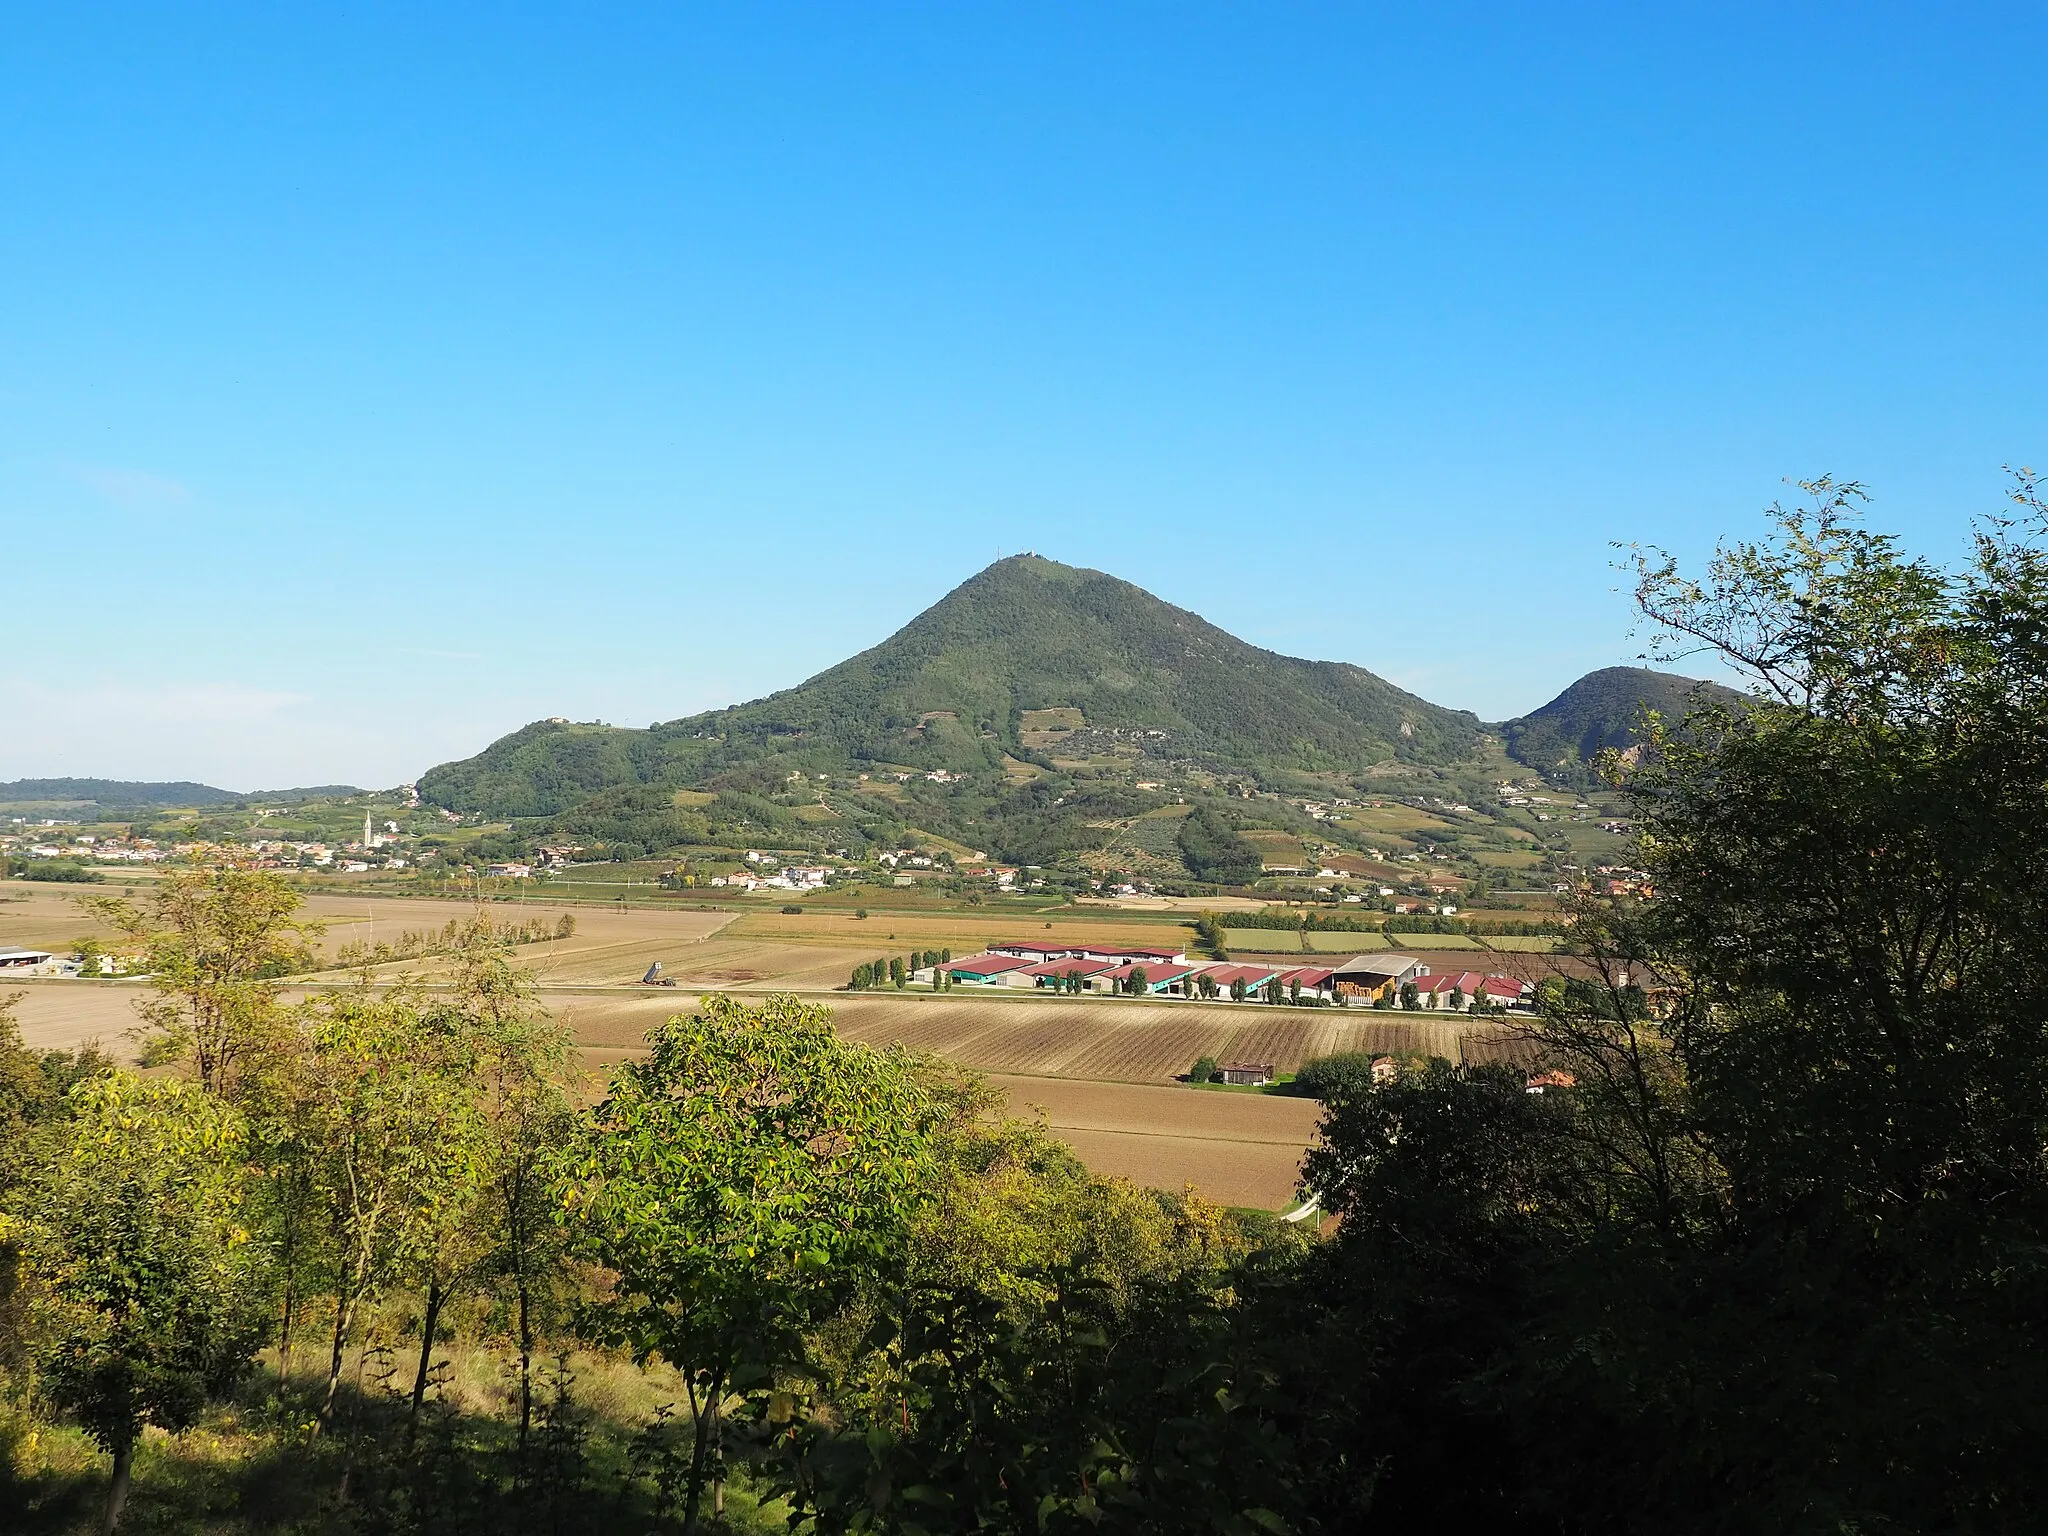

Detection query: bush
(1291, 1053), (1381, 1099)
(1189, 1055), (1219, 1084)
(781, 904), (804, 914)
(21, 861), (104, 883)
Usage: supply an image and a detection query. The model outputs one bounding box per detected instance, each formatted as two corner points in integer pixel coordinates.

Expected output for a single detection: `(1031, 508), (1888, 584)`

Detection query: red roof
(1100, 961), (1196, 984)
(1415, 970), (1487, 994)
(1200, 964), (1280, 988)
(947, 954), (1035, 977)
(1023, 958), (1115, 978)
(995, 940), (1073, 956)
(1479, 975), (1531, 998)
(1103, 945), (1184, 961)
(1273, 967), (1335, 987)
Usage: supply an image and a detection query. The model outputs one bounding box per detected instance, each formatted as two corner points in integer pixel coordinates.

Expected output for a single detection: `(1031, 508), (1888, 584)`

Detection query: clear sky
(3, 4), (2043, 789)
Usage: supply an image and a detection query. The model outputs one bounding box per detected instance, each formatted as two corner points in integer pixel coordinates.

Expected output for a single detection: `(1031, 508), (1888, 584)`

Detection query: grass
(1191, 1073), (1298, 1095)
(2, 1341), (791, 1536)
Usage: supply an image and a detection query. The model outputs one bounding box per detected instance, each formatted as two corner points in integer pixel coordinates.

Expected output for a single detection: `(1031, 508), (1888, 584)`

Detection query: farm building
(1201, 964), (1281, 996)
(1023, 957), (1118, 990)
(1409, 969), (1534, 1008)
(988, 939), (1188, 965)
(945, 954), (1037, 985)
(1329, 954), (1425, 1002)
(1097, 961), (1198, 995)
(1270, 966), (1338, 1000)
(988, 939), (1082, 962)
(0, 948), (53, 969)
(1218, 1062), (1276, 1086)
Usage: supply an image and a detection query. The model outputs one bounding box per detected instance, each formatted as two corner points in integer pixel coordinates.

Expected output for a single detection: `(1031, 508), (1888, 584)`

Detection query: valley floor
(3, 884), (1536, 1210)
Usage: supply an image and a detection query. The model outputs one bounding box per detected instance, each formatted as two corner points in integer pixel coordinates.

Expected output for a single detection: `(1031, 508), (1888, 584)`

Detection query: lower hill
(1500, 667), (1744, 780)
(420, 555), (1485, 822)
(0, 779), (362, 812)
(0, 778), (240, 810)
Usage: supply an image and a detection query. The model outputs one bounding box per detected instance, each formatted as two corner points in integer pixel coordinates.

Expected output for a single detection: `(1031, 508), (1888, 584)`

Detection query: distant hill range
(0, 778), (360, 811)
(1500, 666), (1744, 779)
(421, 555), (1487, 819)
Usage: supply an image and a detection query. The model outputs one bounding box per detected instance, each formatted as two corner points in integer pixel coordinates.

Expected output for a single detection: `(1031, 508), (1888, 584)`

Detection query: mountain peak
(420, 558), (1482, 817)
(1502, 665), (1744, 780)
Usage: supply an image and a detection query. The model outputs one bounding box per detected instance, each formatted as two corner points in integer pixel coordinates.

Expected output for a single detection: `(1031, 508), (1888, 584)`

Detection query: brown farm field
(2, 978), (1509, 1211)
(0, 982), (142, 1056)
(720, 907), (1193, 952)
(986, 1074), (1319, 1209)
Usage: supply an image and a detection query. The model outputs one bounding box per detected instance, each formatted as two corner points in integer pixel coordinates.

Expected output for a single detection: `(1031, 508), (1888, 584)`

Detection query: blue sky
(3, 4), (2042, 788)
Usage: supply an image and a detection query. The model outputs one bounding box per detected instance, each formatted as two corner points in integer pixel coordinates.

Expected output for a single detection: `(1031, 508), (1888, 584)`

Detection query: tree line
(846, 950), (952, 990)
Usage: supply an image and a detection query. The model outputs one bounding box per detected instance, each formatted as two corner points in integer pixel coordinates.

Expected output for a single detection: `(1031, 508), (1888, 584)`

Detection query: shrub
(21, 860), (104, 883)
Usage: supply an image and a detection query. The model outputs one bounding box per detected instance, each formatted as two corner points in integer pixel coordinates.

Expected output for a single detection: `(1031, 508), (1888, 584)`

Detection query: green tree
(0, 992), (64, 1188)
(562, 994), (941, 1534)
(6, 1073), (267, 1534)
(82, 860), (321, 1100)
(296, 983), (475, 1431)
(1189, 1056), (1218, 1084)
(442, 915), (576, 1453)
(1176, 809), (1262, 885)
(1284, 478), (2048, 1531)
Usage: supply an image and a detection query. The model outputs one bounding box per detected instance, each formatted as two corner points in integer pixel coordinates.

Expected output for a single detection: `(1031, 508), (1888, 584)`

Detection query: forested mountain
(1500, 666), (1743, 779)
(420, 555), (1485, 819)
